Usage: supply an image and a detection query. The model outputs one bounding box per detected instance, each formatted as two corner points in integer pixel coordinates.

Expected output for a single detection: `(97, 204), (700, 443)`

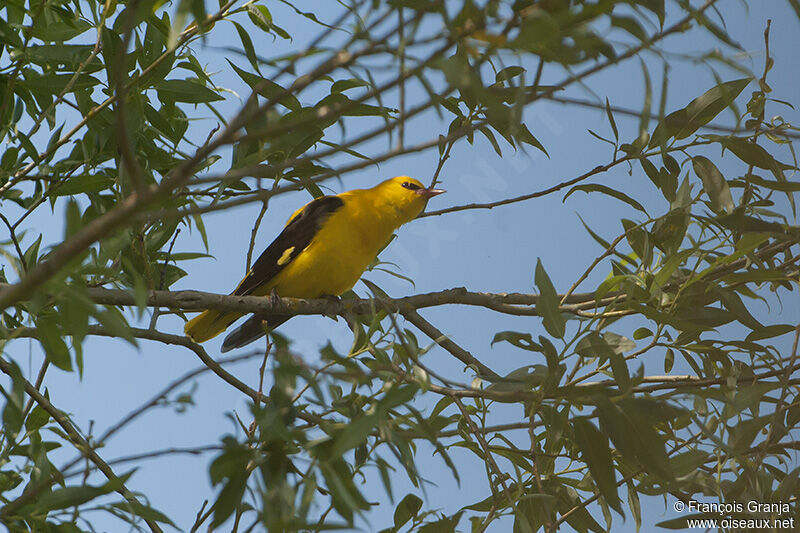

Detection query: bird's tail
(184, 309), (243, 343)
(221, 313), (291, 352)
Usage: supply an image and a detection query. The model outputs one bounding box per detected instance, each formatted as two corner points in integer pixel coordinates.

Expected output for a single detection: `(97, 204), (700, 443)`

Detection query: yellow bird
(184, 176), (445, 352)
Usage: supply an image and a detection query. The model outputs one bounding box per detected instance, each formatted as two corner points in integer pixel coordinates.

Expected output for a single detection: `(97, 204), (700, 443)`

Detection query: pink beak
(417, 187), (446, 198)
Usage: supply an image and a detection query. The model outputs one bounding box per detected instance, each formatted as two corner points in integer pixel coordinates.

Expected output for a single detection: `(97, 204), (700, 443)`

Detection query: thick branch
(402, 308), (500, 379)
(0, 283), (608, 319)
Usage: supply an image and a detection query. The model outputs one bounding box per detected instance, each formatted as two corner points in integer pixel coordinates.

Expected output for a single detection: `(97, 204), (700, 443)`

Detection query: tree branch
(0, 283), (609, 320)
(0, 358), (164, 533)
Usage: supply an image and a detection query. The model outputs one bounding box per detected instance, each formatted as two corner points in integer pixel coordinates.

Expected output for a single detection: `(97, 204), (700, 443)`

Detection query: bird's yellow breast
(253, 190), (397, 298)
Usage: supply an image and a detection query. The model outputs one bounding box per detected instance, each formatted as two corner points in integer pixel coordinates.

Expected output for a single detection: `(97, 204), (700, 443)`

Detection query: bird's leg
(322, 294), (341, 321)
(269, 287), (282, 309)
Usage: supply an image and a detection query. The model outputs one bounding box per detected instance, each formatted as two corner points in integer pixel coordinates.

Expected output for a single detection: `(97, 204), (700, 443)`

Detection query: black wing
(233, 195), (344, 297)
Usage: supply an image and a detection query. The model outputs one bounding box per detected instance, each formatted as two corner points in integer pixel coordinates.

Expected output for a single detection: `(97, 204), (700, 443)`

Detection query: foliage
(0, 0), (799, 532)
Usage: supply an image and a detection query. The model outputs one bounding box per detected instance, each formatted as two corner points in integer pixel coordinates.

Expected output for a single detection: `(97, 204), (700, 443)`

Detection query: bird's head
(375, 176), (446, 224)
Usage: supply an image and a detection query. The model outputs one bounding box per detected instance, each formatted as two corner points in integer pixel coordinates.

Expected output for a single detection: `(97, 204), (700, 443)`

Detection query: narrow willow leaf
(572, 417), (623, 515)
(564, 183), (647, 214)
(649, 78), (750, 147)
(156, 79), (223, 104)
(228, 61), (300, 111)
(692, 156), (734, 214)
(605, 98), (619, 141)
(534, 259), (565, 339)
(394, 493), (423, 529)
(745, 324), (795, 342)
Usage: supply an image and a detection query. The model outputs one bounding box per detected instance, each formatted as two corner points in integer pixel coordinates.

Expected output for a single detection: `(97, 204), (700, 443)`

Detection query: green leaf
(692, 156), (733, 214)
(651, 209), (690, 254)
(487, 365), (548, 393)
(516, 123), (548, 156)
(393, 493), (423, 529)
(247, 3), (272, 31)
(611, 15), (647, 41)
(722, 138), (793, 214)
(621, 218), (652, 267)
(670, 450), (709, 478)
(608, 348), (631, 393)
(491, 331), (542, 352)
(638, 0), (665, 25)
(578, 214), (612, 249)
(478, 126), (503, 156)
(664, 348), (674, 373)
(534, 259), (565, 338)
(0, 470), (23, 492)
(575, 332), (632, 392)
(53, 174), (113, 197)
(0, 17), (22, 47)
(388, 0), (442, 11)
(25, 404), (50, 432)
(716, 212), (789, 235)
(209, 439), (251, 526)
(331, 78), (370, 93)
(626, 481), (642, 532)
(564, 183), (647, 214)
(572, 417), (622, 514)
(508, 10), (559, 53)
(513, 495), (540, 533)
(229, 61), (301, 111)
(747, 174), (800, 192)
(745, 324), (796, 342)
(23, 72), (100, 94)
(714, 289), (762, 330)
(35, 315), (72, 371)
(34, 473), (131, 513)
(156, 79), (223, 104)
(110, 500), (176, 528)
(575, 331), (633, 358)
(495, 66), (525, 83)
(649, 78), (750, 147)
(35, 485), (108, 511)
(1, 362), (25, 436)
(597, 400), (674, 481)
(605, 98), (619, 141)
(21, 44), (102, 72)
(722, 137), (785, 171)
(694, 9), (743, 50)
(22, 234), (42, 270)
(29, 12), (91, 42)
(94, 308), (135, 346)
(231, 21), (259, 71)
(318, 457), (370, 522)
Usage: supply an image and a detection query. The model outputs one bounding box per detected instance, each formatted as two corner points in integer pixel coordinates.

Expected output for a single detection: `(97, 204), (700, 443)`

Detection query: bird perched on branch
(184, 176), (445, 352)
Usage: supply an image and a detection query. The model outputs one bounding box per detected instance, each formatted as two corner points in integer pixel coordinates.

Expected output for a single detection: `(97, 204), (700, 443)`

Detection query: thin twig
(452, 396), (515, 511)
(401, 307), (500, 379)
(149, 228), (182, 329)
(0, 358), (164, 533)
(0, 211), (27, 273)
(246, 201), (270, 271)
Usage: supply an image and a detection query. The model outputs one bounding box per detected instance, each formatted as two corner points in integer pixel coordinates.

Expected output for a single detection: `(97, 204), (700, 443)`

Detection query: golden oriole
(184, 176), (445, 351)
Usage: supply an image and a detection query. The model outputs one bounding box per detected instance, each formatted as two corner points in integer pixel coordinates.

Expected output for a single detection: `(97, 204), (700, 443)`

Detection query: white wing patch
(277, 246), (296, 266)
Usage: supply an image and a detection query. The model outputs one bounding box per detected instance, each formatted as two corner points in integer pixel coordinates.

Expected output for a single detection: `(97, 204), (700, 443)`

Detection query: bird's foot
(322, 294), (341, 321)
(269, 287), (282, 308)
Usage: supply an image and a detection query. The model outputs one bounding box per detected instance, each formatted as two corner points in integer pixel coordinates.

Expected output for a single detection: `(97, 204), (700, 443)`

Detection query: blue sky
(2, 1), (799, 531)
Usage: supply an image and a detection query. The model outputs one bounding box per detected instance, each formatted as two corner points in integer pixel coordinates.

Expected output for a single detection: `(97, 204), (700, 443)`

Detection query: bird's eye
(402, 181), (421, 190)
